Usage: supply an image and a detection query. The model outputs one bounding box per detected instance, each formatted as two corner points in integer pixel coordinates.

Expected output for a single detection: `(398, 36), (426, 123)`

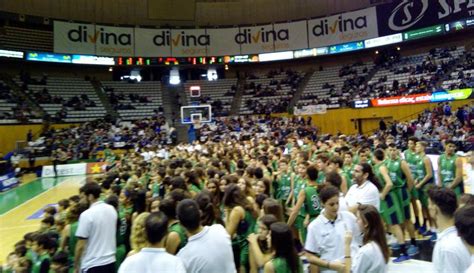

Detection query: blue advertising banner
(27, 52), (72, 63)
(329, 41), (364, 54)
(0, 172), (19, 192)
(377, 0), (474, 36)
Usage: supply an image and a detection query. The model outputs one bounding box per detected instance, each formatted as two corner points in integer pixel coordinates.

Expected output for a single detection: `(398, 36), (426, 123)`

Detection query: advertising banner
(273, 21), (309, 51)
(308, 7), (378, 48)
(42, 163), (87, 177)
(170, 29), (208, 57)
(0, 172), (19, 192)
(403, 25), (444, 41)
(377, 0), (474, 36)
(54, 21), (96, 55)
(26, 52), (72, 63)
(206, 27), (241, 56)
(371, 93), (432, 107)
(365, 33), (403, 48)
(238, 24), (276, 54)
(294, 104), (328, 115)
(368, 88), (473, 107)
(329, 41), (364, 54)
(86, 162), (107, 174)
(134, 28), (172, 57)
(95, 25), (134, 56)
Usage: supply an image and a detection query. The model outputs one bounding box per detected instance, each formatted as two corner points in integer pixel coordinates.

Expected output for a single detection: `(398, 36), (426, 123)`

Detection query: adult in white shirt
(454, 205), (474, 273)
(118, 212), (186, 273)
(75, 182), (117, 273)
(428, 187), (471, 273)
(305, 186), (361, 273)
(345, 163), (380, 213)
(176, 199), (236, 273)
(344, 204), (389, 273)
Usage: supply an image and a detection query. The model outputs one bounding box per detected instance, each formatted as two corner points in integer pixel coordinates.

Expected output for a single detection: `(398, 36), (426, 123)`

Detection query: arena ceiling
(0, 0), (385, 27)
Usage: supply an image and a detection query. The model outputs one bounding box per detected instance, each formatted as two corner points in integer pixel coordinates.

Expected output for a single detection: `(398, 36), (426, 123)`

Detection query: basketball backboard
(181, 105), (212, 124)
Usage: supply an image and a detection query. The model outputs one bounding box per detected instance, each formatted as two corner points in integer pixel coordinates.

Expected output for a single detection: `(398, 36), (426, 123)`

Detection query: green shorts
(295, 215), (306, 243)
(417, 183), (434, 208)
(380, 191), (404, 226)
(395, 187), (411, 222)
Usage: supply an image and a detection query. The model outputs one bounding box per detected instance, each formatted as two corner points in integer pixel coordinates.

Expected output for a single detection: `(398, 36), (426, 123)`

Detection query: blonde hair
(130, 212), (150, 251)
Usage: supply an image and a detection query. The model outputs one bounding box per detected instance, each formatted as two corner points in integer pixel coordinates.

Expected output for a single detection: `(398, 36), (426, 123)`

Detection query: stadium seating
(240, 70), (303, 115)
(102, 81), (163, 121)
(0, 26), (53, 52)
(15, 76), (106, 123)
(183, 78), (237, 117)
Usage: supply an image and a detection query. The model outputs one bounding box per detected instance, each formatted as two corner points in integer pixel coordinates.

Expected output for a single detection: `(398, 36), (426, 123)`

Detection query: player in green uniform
(404, 137), (422, 230)
(438, 140), (464, 197)
(224, 184), (257, 272)
(413, 141), (435, 236)
(386, 144), (419, 256)
(373, 149), (411, 263)
(274, 160), (294, 206)
(315, 153), (330, 184)
(328, 156), (350, 194)
(159, 198), (188, 255)
(342, 151), (355, 185)
(287, 165), (322, 243)
(31, 234), (52, 273)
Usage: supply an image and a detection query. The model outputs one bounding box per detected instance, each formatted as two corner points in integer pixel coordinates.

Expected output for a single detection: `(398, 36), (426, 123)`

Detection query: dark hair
(258, 214), (278, 253)
(319, 185), (339, 204)
(177, 199), (201, 231)
(330, 156), (343, 168)
(105, 194), (119, 209)
(133, 190), (147, 214)
(317, 153), (330, 163)
(159, 198), (178, 219)
(58, 199), (70, 209)
(325, 171), (342, 190)
(358, 204), (390, 262)
(170, 176), (187, 191)
(51, 251), (68, 266)
(428, 186), (457, 217)
(359, 163), (382, 190)
(15, 244), (27, 257)
(145, 212), (169, 244)
(82, 182), (102, 198)
(263, 198), (284, 222)
(254, 167), (264, 179)
(460, 194), (474, 207)
(454, 205), (474, 246)
(223, 184), (254, 213)
(408, 136), (418, 143)
(306, 165), (318, 181)
(44, 206), (57, 216)
(373, 149), (385, 161)
(445, 140), (457, 146)
(184, 170), (201, 189)
(195, 191), (223, 226)
(256, 194), (269, 209)
(42, 216), (55, 226)
(270, 222), (301, 273)
(69, 195), (80, 204)
(35, 233), (54, 250)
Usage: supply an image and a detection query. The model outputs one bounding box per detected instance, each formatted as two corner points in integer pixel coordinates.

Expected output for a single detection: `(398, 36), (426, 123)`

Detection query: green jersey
(272, 257), (303, 273)
(276, 173), (292, 201)
(169, 222), (188, 253)
(293, 176), (306, 201)
(31, 253), (50, 273)
(117, 207), (129, 246)
(413, 155), (432, 182)
(404, 149), (419, 175)
(303, 184), (321, 218)
(374, 162), (386, 188)
(439, 154), (458, 186)
(104, 148), (116, 163)
(343, 164), (354, 183)
(68, 222), (79, 262)
(385, 158), (405, 188)
(316, 172), (325, 185)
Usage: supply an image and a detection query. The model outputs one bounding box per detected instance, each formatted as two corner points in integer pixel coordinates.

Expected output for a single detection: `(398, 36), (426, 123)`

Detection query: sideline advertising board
(0, 172), (19, 192)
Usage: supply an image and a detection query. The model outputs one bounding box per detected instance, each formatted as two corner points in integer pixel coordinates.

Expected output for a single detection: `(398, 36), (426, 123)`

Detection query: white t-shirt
(432, 226), (471, 273)
(345, 181), (380, 211)
(76, 201), (117, 271)
(305, 211), (361, 273)
(338, 192), (348, 212)
(177, 224), (236, 273)
(466, 255), (474, 273)
(352, 242), (387, 273)
(118, 248), (186, 273)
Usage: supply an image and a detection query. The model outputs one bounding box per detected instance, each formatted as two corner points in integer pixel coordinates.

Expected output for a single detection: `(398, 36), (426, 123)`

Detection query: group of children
(3, 129), (473, 273)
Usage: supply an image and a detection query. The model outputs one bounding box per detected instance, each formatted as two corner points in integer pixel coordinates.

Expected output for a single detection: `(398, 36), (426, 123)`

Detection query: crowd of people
(3, 113), (474, 273)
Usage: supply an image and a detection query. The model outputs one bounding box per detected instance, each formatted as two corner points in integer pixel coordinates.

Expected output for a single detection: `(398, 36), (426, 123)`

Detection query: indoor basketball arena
(1, 0), (474, 273)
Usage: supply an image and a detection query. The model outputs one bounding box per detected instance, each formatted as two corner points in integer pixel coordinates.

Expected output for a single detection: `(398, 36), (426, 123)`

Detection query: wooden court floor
(0, 176), (84, 264)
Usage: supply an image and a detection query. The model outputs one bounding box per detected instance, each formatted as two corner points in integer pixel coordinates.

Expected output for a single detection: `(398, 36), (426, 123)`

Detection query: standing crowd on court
(2, 114), (474, 273)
